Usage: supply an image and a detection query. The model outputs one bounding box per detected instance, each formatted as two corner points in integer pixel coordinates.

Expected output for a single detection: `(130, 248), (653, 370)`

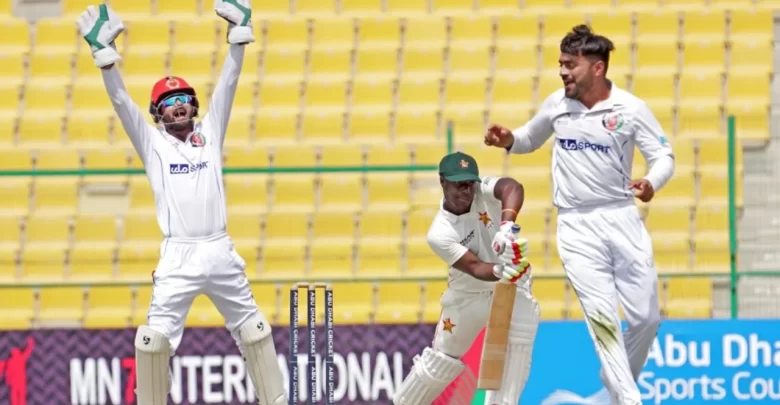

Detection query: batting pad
(134, 326), (171, 405)
(239, 313), (287, 405)
(392, 348), (465, 405)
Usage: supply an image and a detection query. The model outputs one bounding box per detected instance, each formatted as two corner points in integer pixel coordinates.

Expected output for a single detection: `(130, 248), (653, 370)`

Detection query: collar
(439, 196), (477, 223)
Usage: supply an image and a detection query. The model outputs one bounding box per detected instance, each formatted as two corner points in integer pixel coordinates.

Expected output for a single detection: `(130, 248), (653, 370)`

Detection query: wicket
(289, 283), (334, 405)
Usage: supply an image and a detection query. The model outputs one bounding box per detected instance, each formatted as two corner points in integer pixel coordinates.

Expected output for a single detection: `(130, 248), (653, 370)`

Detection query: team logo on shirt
(442, 318), (456, 333)
(602, 112), (624, 133)
(190, 132), (206, 147)
(170, 161), (209, 174)
(478, 212), (492, 227)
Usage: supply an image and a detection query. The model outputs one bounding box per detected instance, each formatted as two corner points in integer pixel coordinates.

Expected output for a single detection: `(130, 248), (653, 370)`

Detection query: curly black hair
(560, 24), (615, 73)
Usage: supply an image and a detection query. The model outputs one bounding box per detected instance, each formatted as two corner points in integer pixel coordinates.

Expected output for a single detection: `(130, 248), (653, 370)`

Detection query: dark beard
(162, 116), (192, 132)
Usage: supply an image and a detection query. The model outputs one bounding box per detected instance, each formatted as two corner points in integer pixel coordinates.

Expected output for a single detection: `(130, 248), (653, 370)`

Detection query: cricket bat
(477, 223), (522, 390)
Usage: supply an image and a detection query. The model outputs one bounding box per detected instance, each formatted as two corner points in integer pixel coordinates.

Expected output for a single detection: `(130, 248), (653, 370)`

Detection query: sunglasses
(159, 94), (193, 109)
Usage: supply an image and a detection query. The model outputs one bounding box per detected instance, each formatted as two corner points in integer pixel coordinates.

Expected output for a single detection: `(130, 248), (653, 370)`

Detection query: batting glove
(77, 4), (124, 68)
(214, 0), (255, 45)
(492, 221), (519, 254)
(492, 239), (532, 284)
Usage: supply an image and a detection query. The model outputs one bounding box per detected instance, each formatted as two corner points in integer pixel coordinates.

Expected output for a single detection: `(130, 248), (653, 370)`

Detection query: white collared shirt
(102, 45), (245, 239)
(509, 85), (675, 210)
(426, 176), (520, 292)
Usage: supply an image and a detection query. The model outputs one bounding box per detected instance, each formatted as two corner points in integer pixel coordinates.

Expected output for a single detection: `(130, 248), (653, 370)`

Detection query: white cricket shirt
(427, 176), (523, 293)
(102, 45), (245, 240)
(509, 85), (675, 210)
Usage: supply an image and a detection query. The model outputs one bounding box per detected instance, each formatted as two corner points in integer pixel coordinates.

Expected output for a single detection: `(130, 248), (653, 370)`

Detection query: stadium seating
(0, 0), (767, 328)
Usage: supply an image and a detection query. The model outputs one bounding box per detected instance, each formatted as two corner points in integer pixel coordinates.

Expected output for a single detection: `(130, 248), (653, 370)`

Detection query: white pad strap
(392, 348), (465, 405)
(239, 313), (287, 405)
(134, 326), (170, 405)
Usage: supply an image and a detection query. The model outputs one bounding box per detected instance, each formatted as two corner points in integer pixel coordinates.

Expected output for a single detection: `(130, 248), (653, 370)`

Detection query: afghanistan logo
(602, 112), (624, 133)
(190, 133), (206, 147)
(166, 77), (180, 89)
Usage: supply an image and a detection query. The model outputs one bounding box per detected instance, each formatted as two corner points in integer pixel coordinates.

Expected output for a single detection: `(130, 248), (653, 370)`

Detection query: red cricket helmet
(148, 76), (200, 122)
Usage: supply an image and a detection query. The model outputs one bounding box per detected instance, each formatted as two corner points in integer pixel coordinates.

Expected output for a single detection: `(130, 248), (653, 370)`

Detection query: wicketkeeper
(77, 2), (286, 404)
(393, 152), (540, 405)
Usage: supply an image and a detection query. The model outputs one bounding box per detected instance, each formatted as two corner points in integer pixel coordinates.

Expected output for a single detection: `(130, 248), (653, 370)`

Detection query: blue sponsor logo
(521, 320), (780, 405)
(169, 161), (209, 174)
(559, 138), (611, 153)
(660, 135), (668, 145)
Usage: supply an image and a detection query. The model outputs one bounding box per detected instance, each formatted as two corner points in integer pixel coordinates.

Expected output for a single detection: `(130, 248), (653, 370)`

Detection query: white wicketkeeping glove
(492, 221), (519, 254)
(77, 4), (124, 68)
(492, 238), (532, 284)
(214, 0), (255, 44)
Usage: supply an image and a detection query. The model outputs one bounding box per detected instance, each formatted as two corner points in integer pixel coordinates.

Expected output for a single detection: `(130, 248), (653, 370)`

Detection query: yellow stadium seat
(265, 17), (309, 50)
(0, 179), (31, 217)
(128, 177), (155, 214)
(38, 286), (85, 323)
(0, 52), (25, 84)
(698, 171), (727, 202)
(395, 110), (441, 143)
(363, 146), (409, 173)
(405, 241), (440, 276)
(22, 86), (68, 120)
(156, 0), (198, 14)
(445, 109), (486, 144)
(375, 281), (420, 323)
(634, 42), (678, 75)
(359, 206), (405, 240)
(649, 105), (675, 136)
(494, 43), (539, 77)
(259, 244), (306, 279)
(448, 46), (491, 78)
(73, 51), (105, 82)
(124, 18), (171, 51)
(357, 238), (402, 277)
(300, 110), (346, 143)
(318, 174), (364, 212)
(354, 47), (399, 80)
(541, 11), (587, 46)
(492, 74), (534, 110)
(120, 49), (168, 78)
(0, 83), (20, 118)
(20, 244), (67, 281)
(727, 72), (769, 108)
(122, 213), (163, 244)
(570, 0), (614, 8)
(653, 233), (691, 273)
(401, 46), (446, 78)
(532, 279), (566, 320)
(342, 0), (381, 14)
(683, 9), (725, 42)
(258, 80), (302, 113)
(0, 215), (21, 247)
(169, 50), (215, 80)
(432, 0), (475, 13)
(450, 15), (493, 47)
(311, 17), (355, 50)
(397, 76), (442, 110)
(248, 283), (278, 322)
(0, 149), (32, 171)
(696, 138), (728, 173)
(657, 167), (695, 208)
(422, 280), (447, 322)
(227, 212), (262, 245)
(271, 145), (316, 167)
(457, 143), (505, 174)
(645, 205), (691, 234)
(664, 278), (711, 318)
(35, 17), (78, 52)
(405, 16), (447, 48)
(0, 245), (18, 281)
(310, 242), (353, 277)
(444, 76), (487, 110)
(540, 41), (564, 75)
(693, 232), (729, 273)
(110, 0), (152, 15)
(694, 204), (728, 234)
(63, 0), (97, 15)
(387, 0), (428, 13)
(269, 175), (316, 212)
(327, 282), (373, 325)
(69, 244), (116, 281)
(224, 146), (270, 168)
(304, 79), (348, 111)
(479, 0), (521, 11)
(0, 18), (31, 54)
(256, 0), (290, 14)
(358, 16), (401, 49)
(132, 285), (152, 325)
(496, 15), (540, 49)
(320, 144), (364, 167)
(71, 81), (114, 114)
(413, 142), (449, 166)
(74, 214), (118, 244)
(295, 0), (335, 14)
(537, 75), (567, 101)
(729, 39), (773, 76)
(35, 148), (80, 170)
(311, 211), (357, 241)
(588, 10), (633, 47)
(669, 138), (695, 172)
(0, 288), (34, 329)
(506, 144), (552, 176)
(678, 104), (722, 139)
(84, 286), (131, 328)
(411, 184), (443, 209)
(218, 47), (260, 84)
(309, 48), (353, 81)
(117, 244), (158, 281)
(636, 9), (680, 44)
(351, 78), (395, 112)
(681, 40), (726, 73)
(729, 8), (772, 43)
(727, 104), (769, 141)
(224, 111), (254, 143)
(185, 295), (223, 327)
(32, 178), (80, 215)
(406, 207), (436, 239)
(630, 72), (675, 107)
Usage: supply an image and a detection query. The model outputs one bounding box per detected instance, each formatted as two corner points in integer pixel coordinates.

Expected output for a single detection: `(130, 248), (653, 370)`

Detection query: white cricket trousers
(145, 232), (259, 353)
(556, 201), (661, 405)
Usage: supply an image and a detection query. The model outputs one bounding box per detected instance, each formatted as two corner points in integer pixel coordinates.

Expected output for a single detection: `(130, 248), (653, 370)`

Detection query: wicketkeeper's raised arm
(78, 4), (154, 163)
(635, 101), (675, 192)
(207, 0), (255, 147)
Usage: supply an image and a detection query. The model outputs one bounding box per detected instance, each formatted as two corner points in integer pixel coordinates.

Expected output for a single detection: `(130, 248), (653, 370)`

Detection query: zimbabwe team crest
(602, 112), (624, 133)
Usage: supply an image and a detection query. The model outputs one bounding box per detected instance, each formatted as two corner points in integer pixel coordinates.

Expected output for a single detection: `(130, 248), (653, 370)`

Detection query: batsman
(393, 152), (540, 405)
(76, 2), (286, 404)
